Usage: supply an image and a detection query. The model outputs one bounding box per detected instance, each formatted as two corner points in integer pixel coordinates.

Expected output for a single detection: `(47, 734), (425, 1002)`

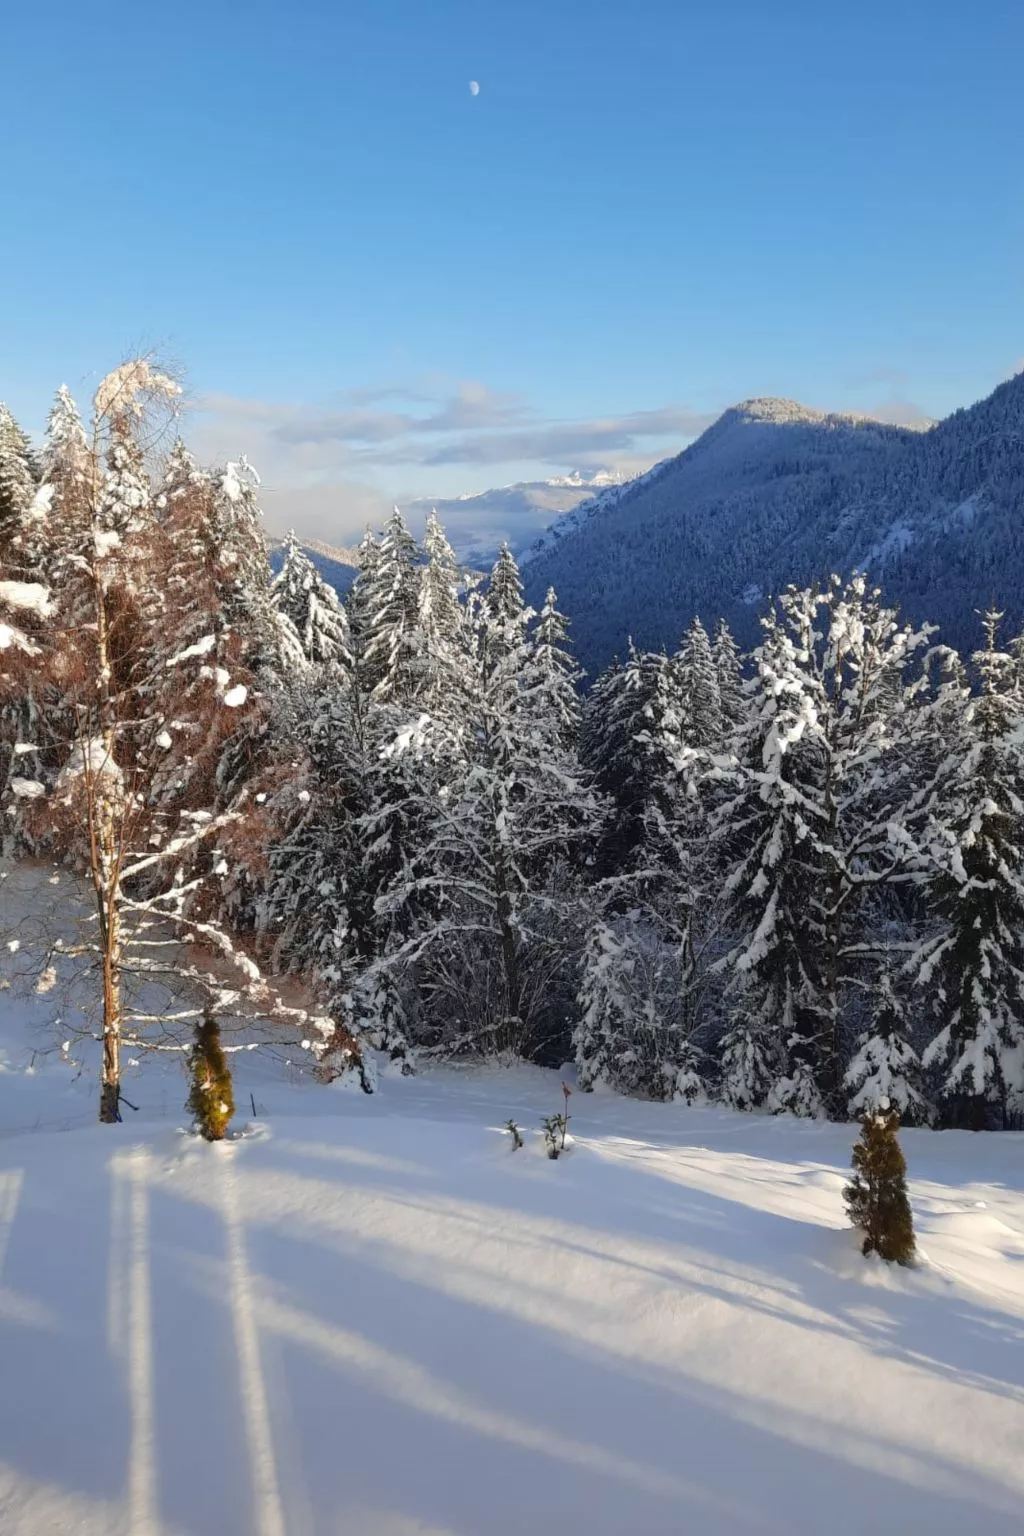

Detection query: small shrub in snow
(186, 1009), (235, 1141)
(541, 1115), (566, 1159)
(542, 1085), (572, 1159)
(505, 1117), (524, 1150)
(843, 1109), (915, 1265)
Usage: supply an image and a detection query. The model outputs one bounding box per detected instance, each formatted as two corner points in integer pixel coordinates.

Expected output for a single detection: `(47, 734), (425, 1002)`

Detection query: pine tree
(360, 508), (421, 704)
(210, 458), (305, 683)
(713, 592), (831, 1117)
(271, 531), (352, 672)
(584, 643), (674, 869)
(42, 385), (90, 487)
(674, 617), (722, 748)
(843, 1110), (916, 1264)
(714, 578), (931, 1117)
(346, 526), (380, 670)
(186, 1009), (236, 1140)
(713, 619), (746, 737)
(845, 963), (928, 1124)
(527, 586), (584, 752)
(0, 402), (41, 575)
(574, 921), (640, 1092)
(913, 612), (1024, 1128)
(368, 540), (602, 1062)
(418, 511), (465, 688)
(574, 917), (703, 1100)
(718, 1014), (778, 1111)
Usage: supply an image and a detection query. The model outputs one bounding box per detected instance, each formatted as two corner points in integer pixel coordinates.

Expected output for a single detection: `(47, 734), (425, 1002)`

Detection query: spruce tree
(42, 385), (90, 487)
(713, 591), (830, 1117)
(0, 402), (41, 575)
(271, 531), (352, 672)
(367, 540), (601, 1061)
(360, 507), (421, 704)
(712, 619), (746, 737)
(844, 963), (928, 1124)
(186, 1009), (235, 1140)
(346, 526), (380, 674)
(913, 612), (1024, 1128)
(674, 616), (722, 748)
(583, 643), (675, 870)
(528, 586), (584, 752)
(418, 510), (465, 688)
(843, 1110), (915, 1264)
(210, 458), (306, 684)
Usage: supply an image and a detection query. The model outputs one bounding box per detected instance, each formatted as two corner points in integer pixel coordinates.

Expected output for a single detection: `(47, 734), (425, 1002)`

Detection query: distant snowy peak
(401, 471), (633, 566)
(520, 457), (675, 565)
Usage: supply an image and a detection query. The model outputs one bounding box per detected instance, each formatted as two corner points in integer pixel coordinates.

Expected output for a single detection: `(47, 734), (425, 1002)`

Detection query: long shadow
(269, 1139), (1024, 1410)
(233, 1214), (1024, 1536)
(0, 1139), (131, 1508)
(164, 1142), (1024, 1523)
(2, 1118), (1023, 1536)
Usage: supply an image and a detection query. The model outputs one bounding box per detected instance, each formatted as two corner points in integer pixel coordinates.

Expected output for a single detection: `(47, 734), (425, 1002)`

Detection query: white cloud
(864, 398), (933, 427)
(186, 379), (707, 547)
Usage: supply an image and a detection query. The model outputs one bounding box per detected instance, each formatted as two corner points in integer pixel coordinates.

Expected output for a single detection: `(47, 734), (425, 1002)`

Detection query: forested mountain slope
(522, 376), (1024, 673)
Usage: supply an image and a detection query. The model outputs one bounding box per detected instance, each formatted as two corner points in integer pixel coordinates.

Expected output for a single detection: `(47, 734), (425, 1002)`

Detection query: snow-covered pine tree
(271, 531), (352, 673)
(583, 643), (675, 870)
(0, 402), (41, 576)
(674, 617), (722, 749)
(370, 541), (601, 1062)
(256, 676), (380, 1048)
(574, 914), (703, 1100)
(359, 507), (421, 705)
(715, 577), (932, 1117)
(844, 961), (928, 1124)
(574, 921), (638, 1092)
(42, 384), (90, 486)
(346, 527), (380, 673)
(808, 575), (932, 1109)
(912, 612), (1024, 1128)
(718, 1009), (778, 1111)
(210, 457), (306, 685)
(529, 586), (584, 753)
(353, 523), (465, 981)
(417, 510), (471, 733)
(713, 588), (831, 1117)
(713, 618), (746, 737)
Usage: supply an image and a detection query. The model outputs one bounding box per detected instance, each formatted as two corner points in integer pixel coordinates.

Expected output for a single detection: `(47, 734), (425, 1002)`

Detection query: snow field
(1, 1043), (1023, 1535)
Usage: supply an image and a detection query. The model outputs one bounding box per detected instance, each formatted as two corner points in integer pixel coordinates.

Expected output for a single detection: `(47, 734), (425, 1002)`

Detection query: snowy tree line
(3, 372), (1024, 1129)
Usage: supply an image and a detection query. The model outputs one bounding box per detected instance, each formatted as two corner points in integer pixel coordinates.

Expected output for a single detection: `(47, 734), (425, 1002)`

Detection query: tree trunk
(98, 878), (122, 1123)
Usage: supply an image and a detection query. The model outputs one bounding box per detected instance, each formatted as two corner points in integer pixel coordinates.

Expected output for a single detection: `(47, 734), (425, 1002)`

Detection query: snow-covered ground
(1, 871), (1023, 1534)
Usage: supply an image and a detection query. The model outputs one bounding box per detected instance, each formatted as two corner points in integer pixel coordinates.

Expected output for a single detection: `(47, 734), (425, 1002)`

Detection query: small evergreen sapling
(843, 1109), (916, 1265)
(505, 1117), (524, 1150)
(541, 1083), (572, 1158)
(186, 1009), (236, 1141)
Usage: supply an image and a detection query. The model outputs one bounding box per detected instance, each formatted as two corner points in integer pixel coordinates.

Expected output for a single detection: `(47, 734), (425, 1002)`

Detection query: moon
(469, 80), (480, 96)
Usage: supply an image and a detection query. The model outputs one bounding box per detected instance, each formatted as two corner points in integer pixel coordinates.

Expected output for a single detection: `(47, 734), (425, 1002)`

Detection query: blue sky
(1, 0), (1021, 541)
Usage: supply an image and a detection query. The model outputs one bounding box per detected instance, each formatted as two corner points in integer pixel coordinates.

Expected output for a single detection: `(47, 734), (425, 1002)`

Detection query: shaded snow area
(1, 887), (1023, 1532)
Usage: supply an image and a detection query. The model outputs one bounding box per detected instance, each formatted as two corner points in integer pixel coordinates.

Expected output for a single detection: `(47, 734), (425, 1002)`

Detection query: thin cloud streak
(188, 379), (712, 548)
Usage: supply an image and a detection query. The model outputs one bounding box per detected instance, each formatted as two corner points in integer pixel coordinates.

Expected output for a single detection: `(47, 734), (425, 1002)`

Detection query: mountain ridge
(521, 375), (1024, 674)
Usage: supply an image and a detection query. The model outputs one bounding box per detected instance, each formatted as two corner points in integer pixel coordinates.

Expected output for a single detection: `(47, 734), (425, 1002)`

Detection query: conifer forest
(4, 366), (1022, 1134)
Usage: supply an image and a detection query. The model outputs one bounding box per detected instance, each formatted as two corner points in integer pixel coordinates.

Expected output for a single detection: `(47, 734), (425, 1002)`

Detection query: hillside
(521, 377), (1024, 674)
